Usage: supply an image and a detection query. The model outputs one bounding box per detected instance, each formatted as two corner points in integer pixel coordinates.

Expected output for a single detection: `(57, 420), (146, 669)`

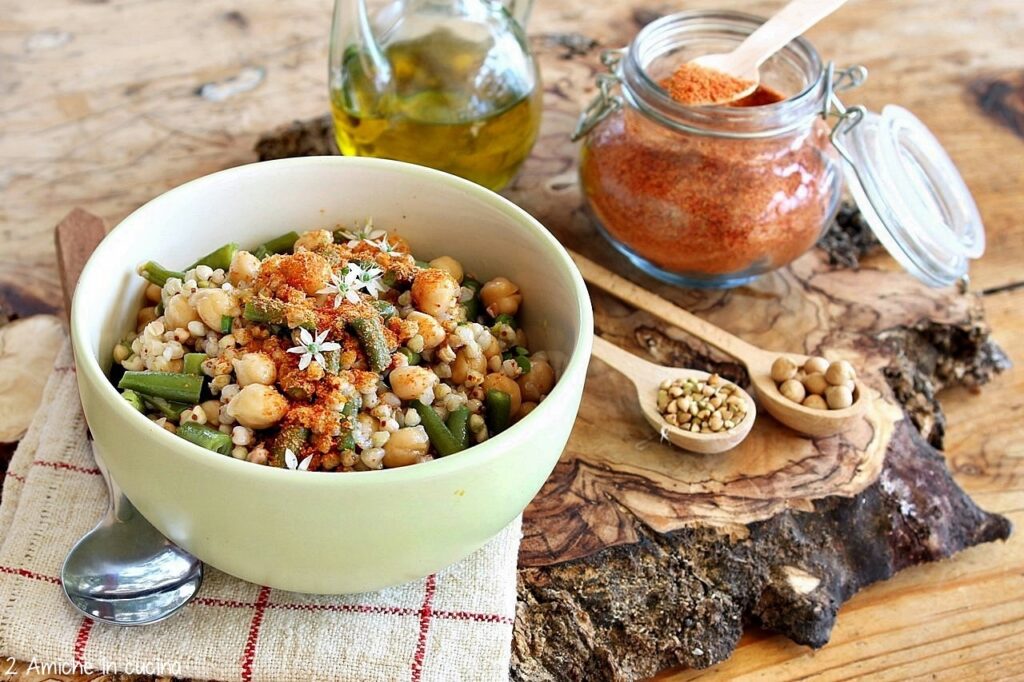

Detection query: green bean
(462, 278), (482, 321)
(397, 347), (421, 366)
(338, 429), (356, 451)
(270, 426), (310, 467)
(446, 406), (471, 450)
(177, 422), (232, 455)
(513, 355), (531, 374)
(350, 316), (392, 373)
(183, 353), (206, 376)
(491, 313), (517, 329)
(485, 389), (512, 435)
(284, 386), (310, 402)
(341, 394), (362, 419)
(414, 402), (464, 456)
(144, 396), (190, 421)
(121, 389), (145, 413)
(253, 231), (299, 259)
(138, 261), (185, 287)
(322, 349), (341, 375)
(243, 298), (315, 329)
(220, 314), (233, 334)
(372, 299), (397, 319)
(118, 371), (204, 404)
(415, 259), (431, 269)
(190, 242), (239, 271)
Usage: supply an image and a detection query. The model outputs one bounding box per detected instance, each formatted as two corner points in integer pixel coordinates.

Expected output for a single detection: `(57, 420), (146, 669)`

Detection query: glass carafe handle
(500, 0), (533, 28)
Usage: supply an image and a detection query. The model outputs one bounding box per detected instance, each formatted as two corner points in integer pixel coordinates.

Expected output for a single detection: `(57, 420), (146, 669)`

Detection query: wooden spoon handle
(591, 334), (661, 383)
(570, 250), (764, 365)
(728, 0), (848, 71)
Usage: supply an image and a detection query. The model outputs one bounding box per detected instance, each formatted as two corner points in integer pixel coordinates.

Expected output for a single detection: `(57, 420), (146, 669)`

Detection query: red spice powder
(660, 63), (757, 105)
(579, 62), (836, 279)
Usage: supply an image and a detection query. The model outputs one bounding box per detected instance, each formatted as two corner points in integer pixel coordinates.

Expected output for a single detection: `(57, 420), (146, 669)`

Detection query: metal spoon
(61, 452), (203, 625)
(592, 335), (757, 454)
(691, 0), (848, 104)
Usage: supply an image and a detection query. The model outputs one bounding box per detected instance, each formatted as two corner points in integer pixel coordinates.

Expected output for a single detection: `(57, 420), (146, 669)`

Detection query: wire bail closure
(571, 49), (625, 141)
(825, 63), (869, 165)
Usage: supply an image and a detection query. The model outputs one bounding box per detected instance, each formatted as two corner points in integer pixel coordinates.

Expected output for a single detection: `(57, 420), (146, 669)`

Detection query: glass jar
(577, 11), (845, 288)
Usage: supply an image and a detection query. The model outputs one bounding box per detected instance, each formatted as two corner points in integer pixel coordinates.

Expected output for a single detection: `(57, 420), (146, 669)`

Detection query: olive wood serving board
(251, 31), (1013, 682)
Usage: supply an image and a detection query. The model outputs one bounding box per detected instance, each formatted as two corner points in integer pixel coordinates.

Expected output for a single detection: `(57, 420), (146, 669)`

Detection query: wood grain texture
(0, 0), (1021, 680)
(55, 209), (107, 319)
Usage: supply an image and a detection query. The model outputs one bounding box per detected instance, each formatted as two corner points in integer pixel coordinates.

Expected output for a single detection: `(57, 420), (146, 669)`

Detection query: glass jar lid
(832, 103), (985, 287)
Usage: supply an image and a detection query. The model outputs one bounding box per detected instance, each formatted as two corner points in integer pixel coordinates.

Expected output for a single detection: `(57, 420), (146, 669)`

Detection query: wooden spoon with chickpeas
(573, 251), (867, 438)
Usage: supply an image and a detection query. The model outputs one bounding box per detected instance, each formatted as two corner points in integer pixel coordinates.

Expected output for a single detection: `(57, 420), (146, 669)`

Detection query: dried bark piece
(512, 422), (1011, 681)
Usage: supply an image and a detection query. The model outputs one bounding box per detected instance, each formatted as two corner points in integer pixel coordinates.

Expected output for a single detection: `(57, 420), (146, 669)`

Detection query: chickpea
(779, 379), (806, 404)
(278, 250), (332, 294)
(144, 283), (163, 303)
(517, 359), (555, 402)
(480, 277), (522, 317)
(429, 256), (464, 283)
(802, 394), (828, 410)
(382, 426), (430, 468)
(163, 293), (199, 330)
(389, 366), (439, 402)
(293, 229), (333, 252)
(232, 352), (277, 387)
(226, 384), (289, 430)
(200, 399), (221, 426)
(482, 336), (502, 359)
(192, 288), (238, 331)
(228, 250), (261, 286)
(406, 311), (446, 349)
(803, 372), (829, 396)
(516, 401), (538, 421)
(770, 356), (798, 383)
(825, 360), (856, 386)
(803, 356), (829, 375)
(411, 268), (460, 318)
(136, 306), (158, 331)
(452, 348), (487, 385)
(825, 385), (855, 410)
(482, 372), (522, 415)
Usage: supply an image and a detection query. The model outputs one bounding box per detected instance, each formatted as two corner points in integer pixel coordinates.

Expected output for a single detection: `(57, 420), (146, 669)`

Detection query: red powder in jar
(579, 63), (837, 279)
(660, 63), (757, 105)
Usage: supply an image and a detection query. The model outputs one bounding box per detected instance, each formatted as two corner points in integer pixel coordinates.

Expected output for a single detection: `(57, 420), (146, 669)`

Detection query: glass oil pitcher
(329, 0), (541, 191)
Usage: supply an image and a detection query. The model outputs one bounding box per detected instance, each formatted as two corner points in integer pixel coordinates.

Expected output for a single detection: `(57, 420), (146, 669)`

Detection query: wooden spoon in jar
(575, 252), (867, 438)
(685, 0), (849, 104)
(591, 336), (756, 454)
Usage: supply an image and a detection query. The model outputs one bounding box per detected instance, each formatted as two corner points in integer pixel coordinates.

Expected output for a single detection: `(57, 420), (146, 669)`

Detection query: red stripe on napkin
(410, 573), (437, 682)
(240, 586), (272, 682)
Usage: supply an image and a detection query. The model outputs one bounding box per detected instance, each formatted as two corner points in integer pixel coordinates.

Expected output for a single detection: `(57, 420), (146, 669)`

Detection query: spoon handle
(570, 250), (765, 365)
(591, 335), (661, 382)
(728, 0), (848, 72)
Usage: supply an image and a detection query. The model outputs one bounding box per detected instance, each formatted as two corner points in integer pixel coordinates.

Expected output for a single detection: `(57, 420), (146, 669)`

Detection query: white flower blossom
(285, 447), (313, 471)
(364, 235), (399, 254)
(337, 220), (386, 247)
(286, 327), (342, 371)
(316, 270), (361, 308)
(355, 264), (388, 299)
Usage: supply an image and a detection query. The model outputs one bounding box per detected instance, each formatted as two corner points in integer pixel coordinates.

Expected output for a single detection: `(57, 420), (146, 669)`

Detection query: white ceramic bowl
(71, 157), (592, 594)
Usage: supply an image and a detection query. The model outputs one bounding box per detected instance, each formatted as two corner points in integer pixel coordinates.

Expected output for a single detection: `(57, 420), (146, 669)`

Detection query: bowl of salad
(70, 156), (592, 593)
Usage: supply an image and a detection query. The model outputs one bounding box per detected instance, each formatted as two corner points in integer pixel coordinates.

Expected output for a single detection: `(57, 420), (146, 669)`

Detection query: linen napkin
(0, 338), (520, 681)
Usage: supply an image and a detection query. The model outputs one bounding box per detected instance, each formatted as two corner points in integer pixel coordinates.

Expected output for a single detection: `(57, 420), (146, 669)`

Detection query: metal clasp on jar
(824, 63), (869, 164)
(572, 49), (626, 141)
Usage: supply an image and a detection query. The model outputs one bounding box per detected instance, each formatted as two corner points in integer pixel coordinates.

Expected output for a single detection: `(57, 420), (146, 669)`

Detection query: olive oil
(330, 28), (542, 191)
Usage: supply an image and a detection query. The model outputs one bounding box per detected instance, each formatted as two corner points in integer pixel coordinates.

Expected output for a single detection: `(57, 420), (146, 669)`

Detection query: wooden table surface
(1, 0), (1022, 679)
